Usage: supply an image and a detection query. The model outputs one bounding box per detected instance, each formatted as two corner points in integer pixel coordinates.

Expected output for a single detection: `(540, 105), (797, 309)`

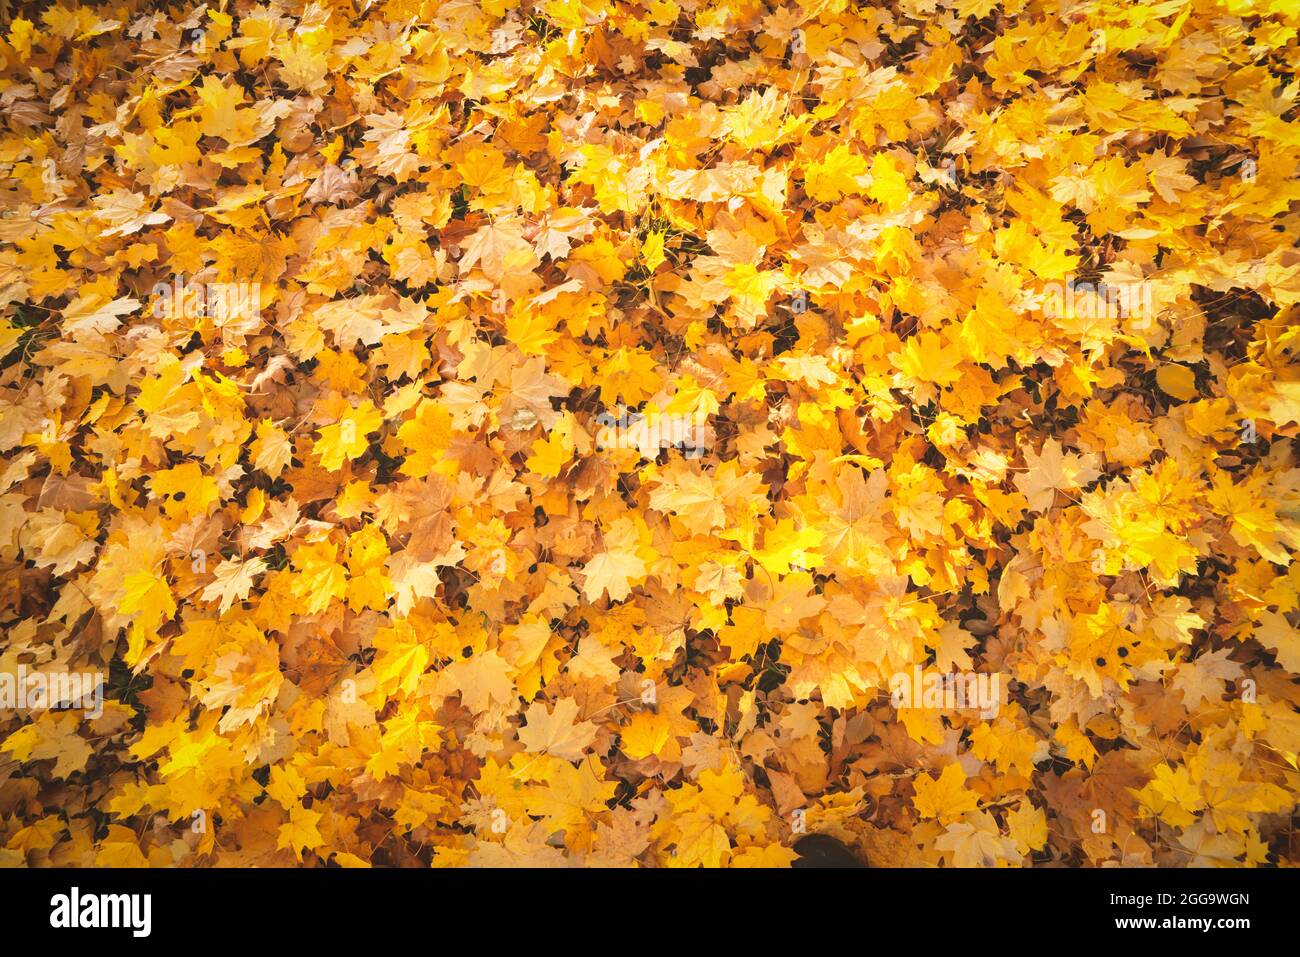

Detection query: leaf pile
(2, 0), (1299, 867)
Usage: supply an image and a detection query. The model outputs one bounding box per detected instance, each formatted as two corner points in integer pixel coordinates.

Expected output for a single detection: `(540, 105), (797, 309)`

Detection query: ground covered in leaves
(2, 0), (1300, 867)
